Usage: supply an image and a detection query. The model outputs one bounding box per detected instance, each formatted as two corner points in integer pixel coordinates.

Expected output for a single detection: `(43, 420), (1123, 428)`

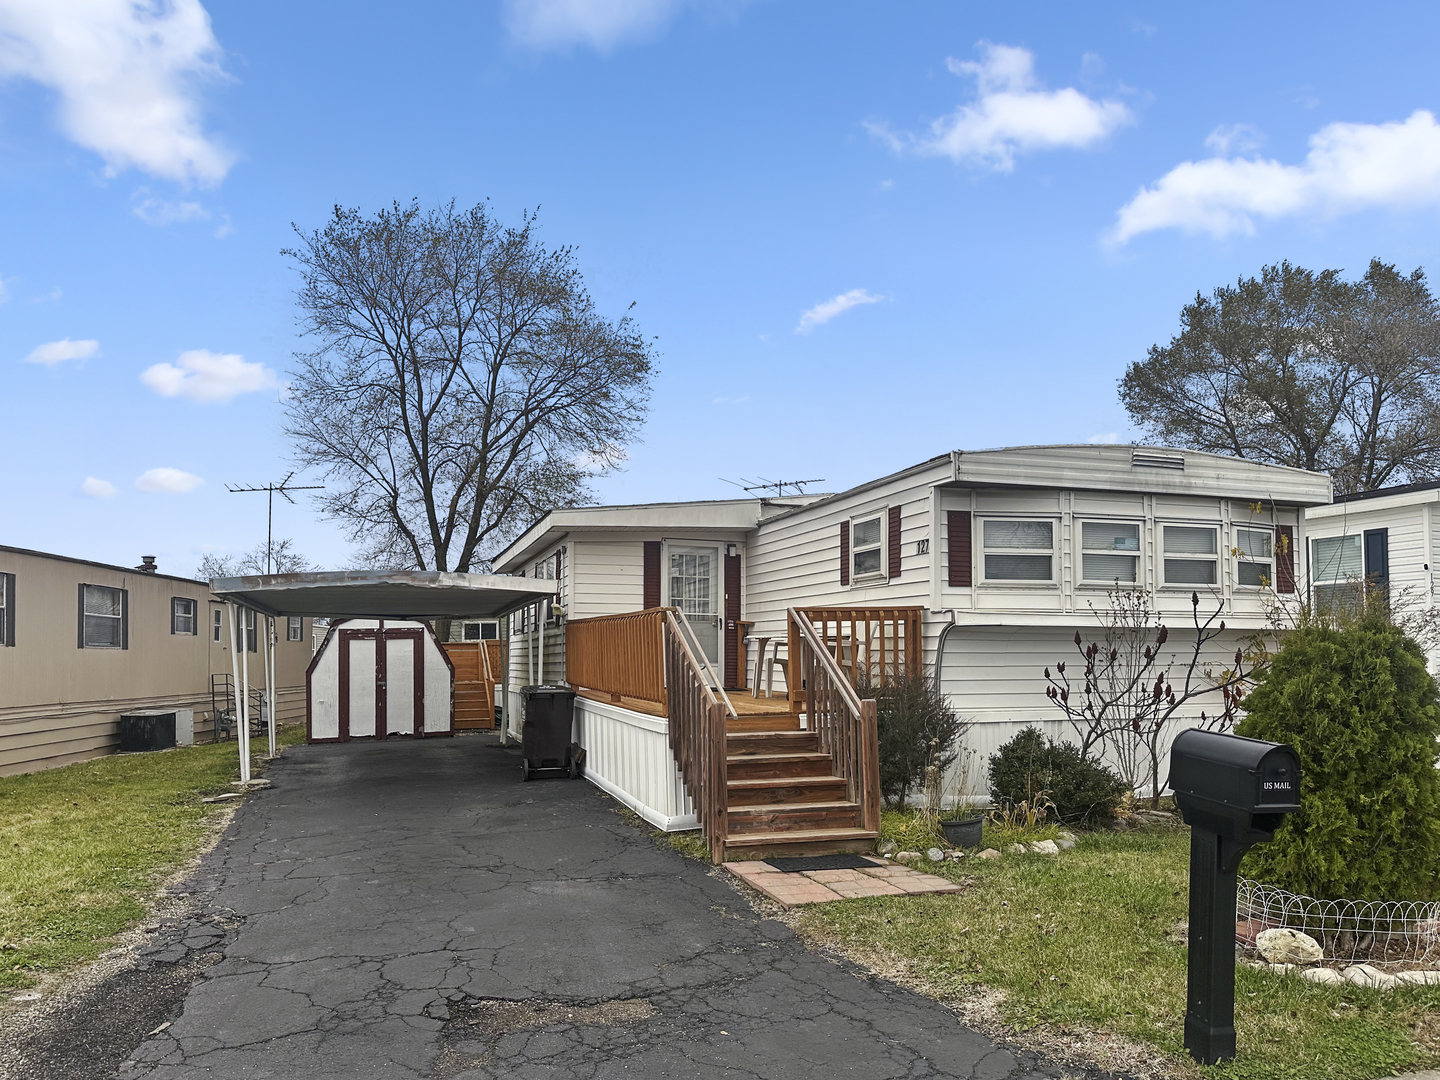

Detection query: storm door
(667, 544), (721, 667)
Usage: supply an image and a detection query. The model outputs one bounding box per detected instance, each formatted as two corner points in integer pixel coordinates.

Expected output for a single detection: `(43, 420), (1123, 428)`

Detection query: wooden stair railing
(789, 606), (921, 694)
(788, 607), (882, 835)
(662, 609), (730, 863)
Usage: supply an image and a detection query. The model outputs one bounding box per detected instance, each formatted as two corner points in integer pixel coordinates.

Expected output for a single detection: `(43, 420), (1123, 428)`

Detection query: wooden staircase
(720, 711), (878, 857)
(443, 641), (501, 730)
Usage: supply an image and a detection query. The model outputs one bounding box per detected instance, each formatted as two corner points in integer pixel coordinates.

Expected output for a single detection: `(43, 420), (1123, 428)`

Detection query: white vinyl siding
(1162, 525), (1218, 585)
(1080, 521), (1140, 583)
(981, 519), (1054, 582)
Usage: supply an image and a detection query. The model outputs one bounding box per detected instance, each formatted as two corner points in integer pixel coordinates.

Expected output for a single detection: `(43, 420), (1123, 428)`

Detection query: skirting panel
(573, 696), (697, 832)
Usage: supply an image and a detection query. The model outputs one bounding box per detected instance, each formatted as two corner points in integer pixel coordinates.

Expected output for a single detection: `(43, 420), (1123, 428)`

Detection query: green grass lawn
(0, 727), (304, 990)
(792, 819), (1440, 1080)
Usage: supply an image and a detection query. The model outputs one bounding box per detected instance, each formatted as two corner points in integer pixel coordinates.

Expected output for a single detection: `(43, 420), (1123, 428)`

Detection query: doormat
(764, 854), (880, 873)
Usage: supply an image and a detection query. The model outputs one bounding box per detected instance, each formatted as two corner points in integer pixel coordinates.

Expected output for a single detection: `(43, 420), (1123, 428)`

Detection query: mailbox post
(1167, 729), (1301, 1065)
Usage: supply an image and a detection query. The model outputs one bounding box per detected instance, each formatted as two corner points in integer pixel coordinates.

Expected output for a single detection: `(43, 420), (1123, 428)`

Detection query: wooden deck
(575, 686), (797, 721)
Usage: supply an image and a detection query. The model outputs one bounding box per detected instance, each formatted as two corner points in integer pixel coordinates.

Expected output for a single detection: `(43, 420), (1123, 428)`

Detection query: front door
(667, 544), (721, 668)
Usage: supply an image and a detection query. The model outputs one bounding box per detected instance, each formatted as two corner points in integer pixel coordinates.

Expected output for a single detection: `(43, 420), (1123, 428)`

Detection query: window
(463, 621), (498, 641)
(0, 573), (13, 647)
(1234, 528), (1273, 587)
(287, 616), (303, 642)
(1080, 522), (1140, 583)
(171, 596), (197, 635)
(1312, 534), (1363, 611)
(851, 514), (884, 579)
(213, 607), (223, 643)
(982, 519), (1054, 581)
(245, 609), (258, 653)
(80, 584), (126, 648)
(1162, 525), (1218, 585)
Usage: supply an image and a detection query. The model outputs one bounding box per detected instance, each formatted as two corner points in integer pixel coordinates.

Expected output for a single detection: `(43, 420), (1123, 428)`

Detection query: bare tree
(283, 200), (655, 571)
(1120, 259), (1440, 494)
(197, 538), (314, 580)
(1043, 590), (1263, 808)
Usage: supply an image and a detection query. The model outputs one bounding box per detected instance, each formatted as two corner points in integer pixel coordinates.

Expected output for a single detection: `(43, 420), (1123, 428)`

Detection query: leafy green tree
(1120, 259), (1440, 494)
(1237, 608), (1440, 900)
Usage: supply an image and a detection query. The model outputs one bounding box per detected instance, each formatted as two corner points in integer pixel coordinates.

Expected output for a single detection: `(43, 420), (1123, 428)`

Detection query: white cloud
(0, 0), (234, 185)
(131, 190), (209, 226)
(796, 289), (886, 334)
(135, 467), (203, 493)
(140, 348), (278, 402)
(868, 43), (1133, 171)
(1087, 432), (1120, 444)
(1204, 123), (1263, 156)
(0, 275), (9, 303)
(80, 476), (117, 497)
(1112, 110), (1440, 243)
(23, 337), (99, 365)
(504, 0), (681, 52)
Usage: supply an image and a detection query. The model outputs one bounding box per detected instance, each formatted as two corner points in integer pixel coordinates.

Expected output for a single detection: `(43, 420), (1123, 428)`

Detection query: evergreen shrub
(856, 672), (968, 810)
(988, 726), (1126, 827)
(1236, 610), (1440, 901)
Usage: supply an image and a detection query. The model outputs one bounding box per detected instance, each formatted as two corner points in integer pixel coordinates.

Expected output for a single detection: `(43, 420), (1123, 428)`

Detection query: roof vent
(1131, 449), (1185, 471)
(136, 555), (158, 574)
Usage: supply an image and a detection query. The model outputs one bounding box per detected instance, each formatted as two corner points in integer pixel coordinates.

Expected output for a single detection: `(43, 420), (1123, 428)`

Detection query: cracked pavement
(108, 734), (1088, 1079)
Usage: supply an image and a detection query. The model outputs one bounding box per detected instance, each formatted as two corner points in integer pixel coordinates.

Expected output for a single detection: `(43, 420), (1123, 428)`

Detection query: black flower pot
(940, 816), (984, 849)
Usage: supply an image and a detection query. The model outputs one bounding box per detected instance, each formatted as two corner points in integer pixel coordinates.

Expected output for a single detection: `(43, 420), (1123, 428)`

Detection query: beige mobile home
(0, 546), (314, 776)
(493, 444), (1334, 862)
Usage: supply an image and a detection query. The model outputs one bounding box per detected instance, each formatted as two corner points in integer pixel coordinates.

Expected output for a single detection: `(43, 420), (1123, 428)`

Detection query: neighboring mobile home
(493, 445), (1333, 860)
(1304, 480), (1440, 672)
(0, 546), (314, 775)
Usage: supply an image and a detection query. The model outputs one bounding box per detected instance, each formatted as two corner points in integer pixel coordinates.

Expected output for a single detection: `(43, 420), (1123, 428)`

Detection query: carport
(209, 570), (558, 781)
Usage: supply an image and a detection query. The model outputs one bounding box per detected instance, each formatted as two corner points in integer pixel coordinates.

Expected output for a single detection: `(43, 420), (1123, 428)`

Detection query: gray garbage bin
(519, 686), (581, 781)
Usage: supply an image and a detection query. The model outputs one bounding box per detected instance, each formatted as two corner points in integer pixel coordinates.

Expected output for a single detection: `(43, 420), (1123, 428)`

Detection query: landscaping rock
(1342, 964), (1397, 990)
(946, 850), (965, 861)
(1256, 928), (1324, 965)
(1057, 830), (1077, 842)
(977, 848), (1001, 860)
(1299, 967), (1345, 986)
(1395, 969), (1440, 986)
(1268, 963), (1296, 974)
(1055, 837), (1076, 850)
(925, 847), (945, 863)
(1028, 840), (1060, 855)
(878, 840), (897, 855)
(894, 851), (922, 864)
(1005, 843), (1028, 855)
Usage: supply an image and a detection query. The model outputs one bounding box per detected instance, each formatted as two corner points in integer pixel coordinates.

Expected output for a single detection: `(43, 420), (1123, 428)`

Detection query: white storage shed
(307, 619), (454, 741)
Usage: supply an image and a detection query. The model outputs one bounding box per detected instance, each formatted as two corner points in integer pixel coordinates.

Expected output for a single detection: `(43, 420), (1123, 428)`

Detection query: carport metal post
(226, 601), (252, 784)
(264, 616), (277, 759)
(499, 612), (511, 745)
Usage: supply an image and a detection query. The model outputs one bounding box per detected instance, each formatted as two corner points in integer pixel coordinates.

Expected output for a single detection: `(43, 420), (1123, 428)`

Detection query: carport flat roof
(209, 570), (557, 619)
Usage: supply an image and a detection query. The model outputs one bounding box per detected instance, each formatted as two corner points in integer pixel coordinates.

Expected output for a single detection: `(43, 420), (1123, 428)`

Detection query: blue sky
(4, 1), (1440, 575)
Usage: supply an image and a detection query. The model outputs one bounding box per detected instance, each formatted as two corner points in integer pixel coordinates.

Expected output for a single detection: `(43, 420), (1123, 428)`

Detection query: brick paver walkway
(726, 857), (963, 906)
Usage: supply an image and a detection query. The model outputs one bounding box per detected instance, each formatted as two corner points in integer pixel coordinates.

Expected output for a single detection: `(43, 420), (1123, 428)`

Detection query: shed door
(339, 627), (425, 739)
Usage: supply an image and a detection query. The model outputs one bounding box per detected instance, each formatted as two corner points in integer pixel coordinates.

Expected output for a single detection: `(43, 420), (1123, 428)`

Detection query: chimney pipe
(137, 555), (158, 574)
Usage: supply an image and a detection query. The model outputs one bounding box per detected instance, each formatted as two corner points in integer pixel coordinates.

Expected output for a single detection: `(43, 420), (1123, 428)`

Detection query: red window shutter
(723, 553), (741, 688)
(888, 506), (902, 580)
(1275, 525), (1295, 594)
(839, 522), (850, 586)
(947, 511), (972, 587)
(643, 541), (662, 608)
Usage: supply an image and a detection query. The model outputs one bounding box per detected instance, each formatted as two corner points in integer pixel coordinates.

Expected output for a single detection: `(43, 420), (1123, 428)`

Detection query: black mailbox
(1167, 729), (1302, 1066)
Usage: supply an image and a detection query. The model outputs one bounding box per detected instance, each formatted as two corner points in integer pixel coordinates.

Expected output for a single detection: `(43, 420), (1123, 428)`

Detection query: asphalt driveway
(108, 735), (1077, 1079)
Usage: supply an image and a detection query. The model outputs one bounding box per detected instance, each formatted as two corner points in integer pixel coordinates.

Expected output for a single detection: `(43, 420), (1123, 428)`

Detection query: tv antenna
(225, 472), (324, 574)
(719, 476), (826, 497)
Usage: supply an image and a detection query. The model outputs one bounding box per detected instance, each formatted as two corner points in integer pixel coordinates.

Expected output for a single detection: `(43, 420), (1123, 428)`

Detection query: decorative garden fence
(1237, 878), (1440, 968)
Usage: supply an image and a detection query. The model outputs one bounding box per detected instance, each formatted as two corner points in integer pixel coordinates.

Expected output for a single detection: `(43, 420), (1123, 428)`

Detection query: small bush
(1236, 609), (1440, 901)
(988, 726), (1126, 827)
(856, 672), (969, 810)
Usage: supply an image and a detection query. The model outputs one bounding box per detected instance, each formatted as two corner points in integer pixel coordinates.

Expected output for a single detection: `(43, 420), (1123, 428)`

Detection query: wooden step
(727, 714), (803, 733)
(725, 752), (834, 780)
(726, 731), (819, 755)
(723, 827), (878, 858)
(726, 801), (864, 835)
(726, 775), (848, 806)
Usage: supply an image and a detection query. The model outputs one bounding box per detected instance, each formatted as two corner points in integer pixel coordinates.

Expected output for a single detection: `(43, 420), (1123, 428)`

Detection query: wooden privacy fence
(789, 606), (921, 693)
(565, 608), (668, 706)
(790, 608), (881, 834)
(662, 610), (729, 863)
